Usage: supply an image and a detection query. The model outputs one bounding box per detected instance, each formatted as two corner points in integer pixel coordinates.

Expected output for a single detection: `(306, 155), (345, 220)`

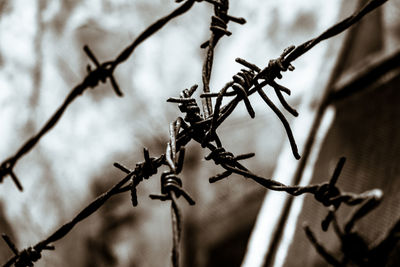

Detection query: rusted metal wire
(200, 0), (246, 118)
(149, 120), (195, 267)
(200, 48), (301, 158)
(114, 148), (161, 206)
(207, 156), (385, 229)
(0, 0), (197, 191)
(199, 0), (388, 160)
(2, 150), (164, 267)
(281, 0), (388, 66)
(0, 0), (390, 266)
(2, 233), (54, 267)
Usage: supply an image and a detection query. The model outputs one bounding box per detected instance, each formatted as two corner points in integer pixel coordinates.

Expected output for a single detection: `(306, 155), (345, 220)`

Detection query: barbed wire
(1, 0), (391, 266)
(0, 0), (198, 191)
(150, 121), (195, 267)
(199, 0), (246, 118)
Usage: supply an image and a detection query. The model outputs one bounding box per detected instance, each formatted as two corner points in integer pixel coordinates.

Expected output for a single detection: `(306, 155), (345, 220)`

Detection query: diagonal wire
(2, 155), (164, 267)
(0, 0), (197, 191)
(199, 0), (387, 161)
(0, 0), (390, 266)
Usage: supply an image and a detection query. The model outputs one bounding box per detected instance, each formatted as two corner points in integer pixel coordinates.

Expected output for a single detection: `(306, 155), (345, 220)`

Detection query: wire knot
(161, 173), (183, 195)
(210, 15), (231, 37)
(314, 157), (346, 208)
(205, 147), (234, 165)
(83, 45), (122, 96)
(178, 100), (201, 124)
(2, 234), (54, 267)
(168, 85), (203, 124)
(206, 148), (255, 183)
(113, 148), (162, 207)
(15, 247), (41, 267)
(232, 69), (254, 89)
(256, 46), (296, 82)
(200, 0), (246, 49)
(128, 148), (161, 206)
(266, 47), (295, 80)
(150, 172), (195, 205)
(314, 183), (341, 207)
(136, 148), (158, 179)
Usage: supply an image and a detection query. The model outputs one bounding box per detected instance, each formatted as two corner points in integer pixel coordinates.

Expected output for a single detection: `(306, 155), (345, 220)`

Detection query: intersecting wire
(0, 0), (389, 266)
(148, 120), (195, 267)
(165, 0), (386, 253)
(200, 0), (388, 160)
(199, 0), (246, 118)
(0, 0), (197, 191)
(195, 0), (387, 166)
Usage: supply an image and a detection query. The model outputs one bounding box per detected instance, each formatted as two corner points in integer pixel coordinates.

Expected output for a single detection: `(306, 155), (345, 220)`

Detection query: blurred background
(0, 0), (399, 266)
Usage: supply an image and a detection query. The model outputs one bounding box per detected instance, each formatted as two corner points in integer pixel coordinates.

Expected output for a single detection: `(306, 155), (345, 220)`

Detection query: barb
(149, 119), (195, 267)
(199, 0), (388, 161)
(149, 120), (195, 205)
(0, 0), (197, 191)
(2, 153), (164, 267)
(206, 156), (385, 226)
(148, 2), (388, 263)
(201, 53), (300, 158)
(282, 0), (388, 66)
(114, 148), (162, 206)
(200, 0), (246, 118)
(2, 234), (54, 267)
(0, 0), (390, 266)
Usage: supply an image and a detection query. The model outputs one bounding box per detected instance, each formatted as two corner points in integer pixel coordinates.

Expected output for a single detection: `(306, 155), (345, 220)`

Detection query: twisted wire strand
(282, 0), (388, 65)
(206, 153), (380, 216)
(2, 154), (164, 267)
(200, 0), (246, 118)
(114, 148), (161, 206)
(0, 0), (389, 266)
(0, 0), (197, 191)
(199, 0), (388, 161)
(148, 118), (194, 267)
(170, 192), (182, 267)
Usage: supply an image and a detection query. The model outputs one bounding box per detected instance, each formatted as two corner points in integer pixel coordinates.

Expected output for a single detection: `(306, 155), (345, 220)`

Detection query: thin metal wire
(200, 0), (246, 118)
(281, 0), (388, 66)
(205, 153), (386, 226)
(149, 118), (195, 267)
(170, 192), (182, 267)
(0, 0), (197, 191)
(199, 0), (388, 160)
(0, 0), (390, 266)
(2, 152), (164, 267)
